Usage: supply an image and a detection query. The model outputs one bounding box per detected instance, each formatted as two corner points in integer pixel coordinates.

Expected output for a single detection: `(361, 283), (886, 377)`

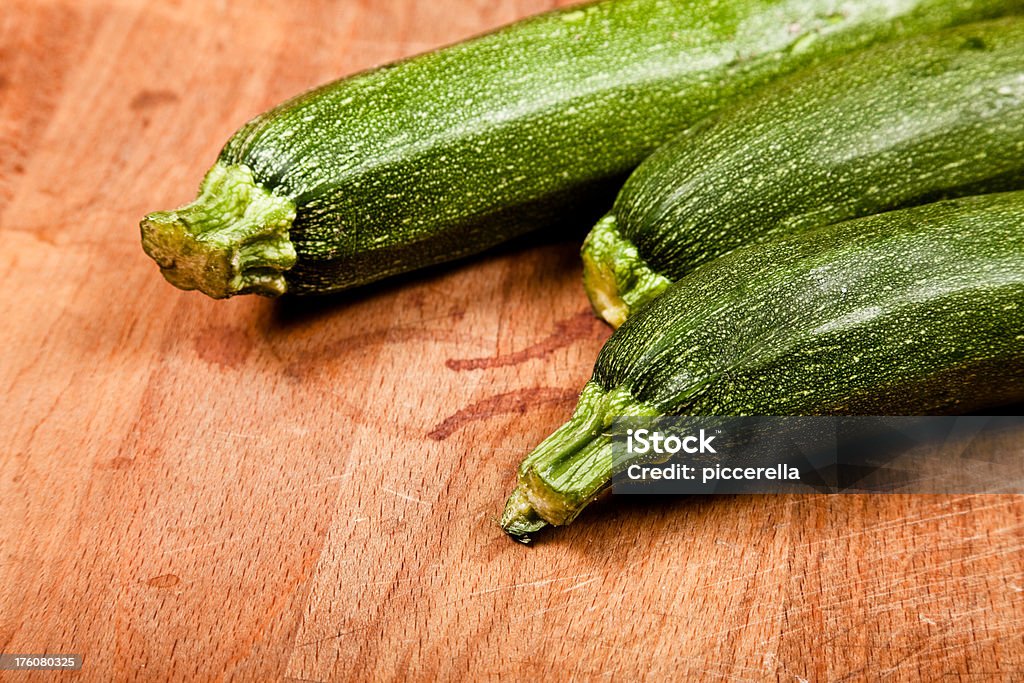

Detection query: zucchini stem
(500, 489), (549, 543)
(140, 162), (297, 298)
(581, 214), (671, 327)
(500, 382), (659, 542)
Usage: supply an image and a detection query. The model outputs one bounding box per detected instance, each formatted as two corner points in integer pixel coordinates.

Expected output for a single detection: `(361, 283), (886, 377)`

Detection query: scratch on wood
(561, 576), (600, 593)
(165, 536), (244, 555)
(510, 596), (590, 623)
(214, 429), (260, 440)
(381, 487), (430, 505)
(278, 473), (352, 494)
(296, 623), (378, 648)
(466, 573), (596, 597)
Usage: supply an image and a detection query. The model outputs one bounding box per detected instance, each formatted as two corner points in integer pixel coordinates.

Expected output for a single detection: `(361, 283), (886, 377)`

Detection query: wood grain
(2, 1), (1022, 680)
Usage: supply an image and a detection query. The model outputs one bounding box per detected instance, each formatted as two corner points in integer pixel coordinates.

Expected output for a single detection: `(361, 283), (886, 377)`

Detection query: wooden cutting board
(2, 1), (1022, 680)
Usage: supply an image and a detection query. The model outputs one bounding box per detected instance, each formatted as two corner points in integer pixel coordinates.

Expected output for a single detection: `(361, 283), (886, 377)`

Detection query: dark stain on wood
(146, 574), (181, 589)
(281, 324), (474, 378)
(130, 89), (180, 110)
(428, 387), (576, 440)
(446, 310), (607, 371)
(96, 456), (135, 470)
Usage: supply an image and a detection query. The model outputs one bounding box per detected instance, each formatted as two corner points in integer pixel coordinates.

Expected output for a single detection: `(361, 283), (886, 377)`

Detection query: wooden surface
(2, 1), (1023, 680)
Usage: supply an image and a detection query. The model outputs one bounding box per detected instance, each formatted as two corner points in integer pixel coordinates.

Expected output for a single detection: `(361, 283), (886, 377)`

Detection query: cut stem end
(500, 489), (549, 543)
(500, 383), (659, 541)
(581, 214), (672, 328)
(140, 162), (297, 298)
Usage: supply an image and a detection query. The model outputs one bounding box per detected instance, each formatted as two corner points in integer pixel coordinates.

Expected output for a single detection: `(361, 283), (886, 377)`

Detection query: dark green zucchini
(503, 192), (1024, 540)
(140, 0), (1024, 298)
(583, 18), (1024, 327)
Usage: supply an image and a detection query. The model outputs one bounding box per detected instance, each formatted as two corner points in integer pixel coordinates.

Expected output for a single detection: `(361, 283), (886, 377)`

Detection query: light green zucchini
(583, 17), (1024, 327)
(503, 192), (1024, 541)
(140, 0), (1024, 298)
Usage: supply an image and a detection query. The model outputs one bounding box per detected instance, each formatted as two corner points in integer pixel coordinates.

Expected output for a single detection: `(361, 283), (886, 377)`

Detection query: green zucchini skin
(503, 193), (1024, 540)
(141, 0), (1024, 298)
(583, 17), (1024, 327)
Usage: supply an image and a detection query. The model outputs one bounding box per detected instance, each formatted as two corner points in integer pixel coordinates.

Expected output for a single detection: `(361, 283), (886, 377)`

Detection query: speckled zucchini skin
(146, 0), (1024, 297)
(583, 17), (1024, 325)
(503, 193), (1024, 538)
(599, 194), (1024, 414)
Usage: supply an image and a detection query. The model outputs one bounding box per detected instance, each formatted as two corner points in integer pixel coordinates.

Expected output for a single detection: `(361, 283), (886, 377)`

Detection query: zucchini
(502, 192), (1024, 541)
(583, 18), (1024, 327)
(140, 0), (1024, 298)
